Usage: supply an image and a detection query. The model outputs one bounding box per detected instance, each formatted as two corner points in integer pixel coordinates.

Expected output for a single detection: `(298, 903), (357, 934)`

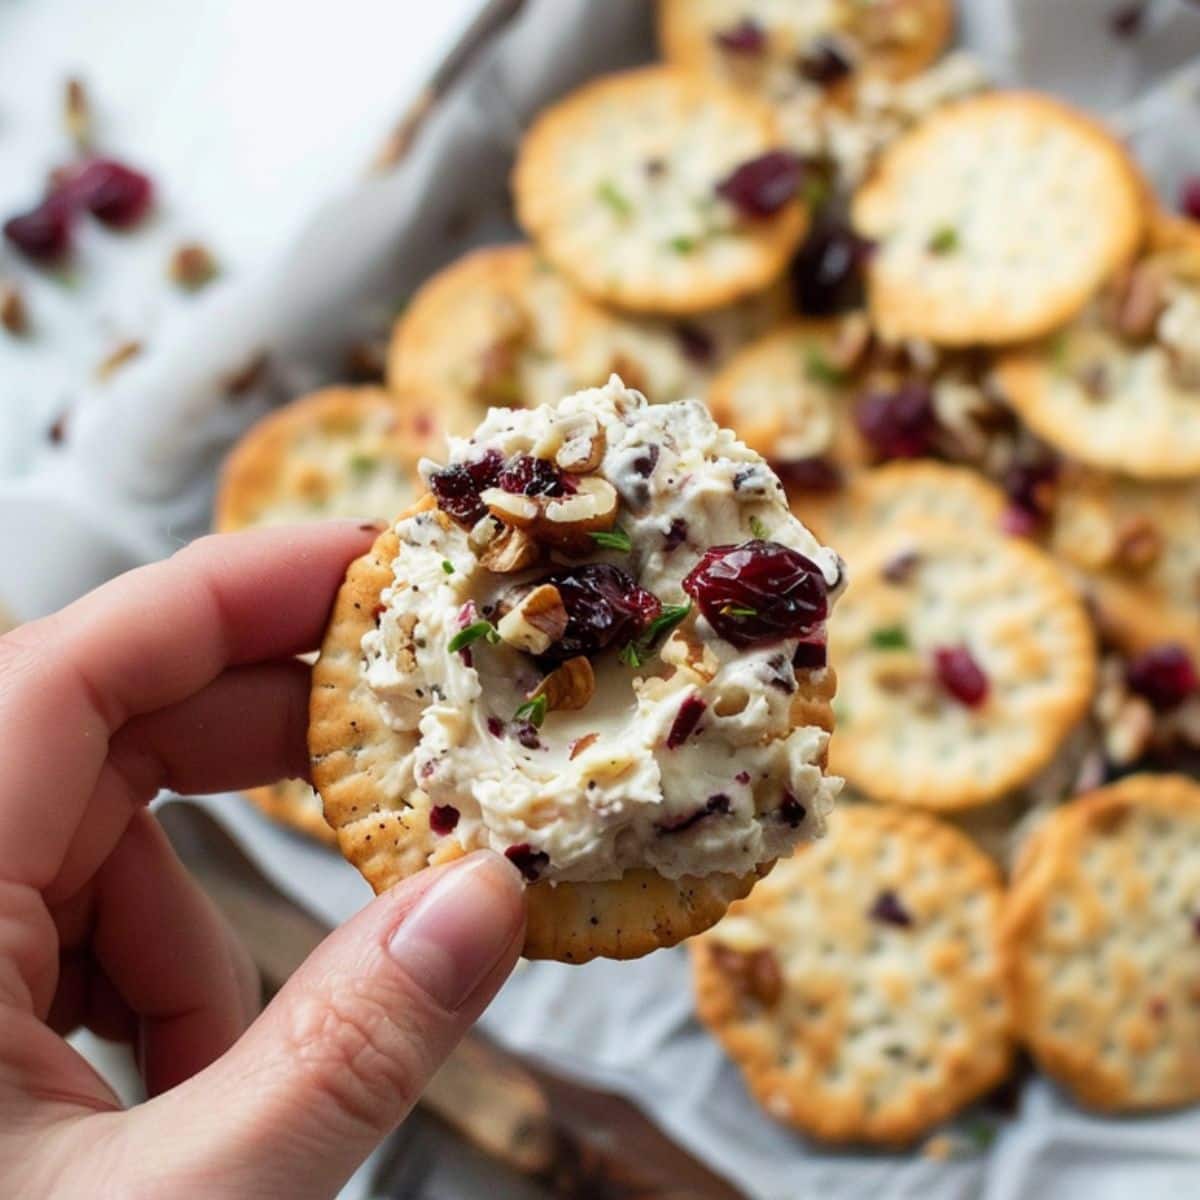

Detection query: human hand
(0, 522), (526, 1198)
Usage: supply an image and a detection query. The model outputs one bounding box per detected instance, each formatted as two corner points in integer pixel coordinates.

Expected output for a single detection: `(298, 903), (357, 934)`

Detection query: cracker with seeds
(512, 66), (809, 315)
(828, 518), (1095, 810)
(853, 93), (1145, 345)
(385, 245), (574, 459)
(214, 386), (422, 531)
(1003, 774), (1200, 1112)
(310, 380), (845, 963)
(995, 217), (1200, 479)
(692, 803), (1013, 1145)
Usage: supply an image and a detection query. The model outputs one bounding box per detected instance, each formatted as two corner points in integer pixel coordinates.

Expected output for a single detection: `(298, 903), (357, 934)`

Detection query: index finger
(0, 520), (379, 889)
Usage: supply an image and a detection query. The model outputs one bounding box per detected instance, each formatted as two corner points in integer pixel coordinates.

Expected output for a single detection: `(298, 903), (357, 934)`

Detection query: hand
(0, 522), (525, 1198)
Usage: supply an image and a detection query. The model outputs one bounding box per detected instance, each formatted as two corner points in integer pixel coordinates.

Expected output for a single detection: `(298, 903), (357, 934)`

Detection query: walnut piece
(530, 655), (595, 712)
(483, 475), (618, 552)
(478, 523), (541, 573)
(496, 584), (567, 655)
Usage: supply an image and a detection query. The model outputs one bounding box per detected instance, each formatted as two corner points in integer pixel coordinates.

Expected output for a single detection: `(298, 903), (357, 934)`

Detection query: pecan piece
(712, 944), (783, 1008)
(529, 655), (595, 712)
(496, 584), (568, 655)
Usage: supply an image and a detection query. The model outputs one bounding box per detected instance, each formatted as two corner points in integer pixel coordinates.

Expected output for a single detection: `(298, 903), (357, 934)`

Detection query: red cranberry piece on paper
(3, 195), (73, 263)
(934, 645), (989, 708)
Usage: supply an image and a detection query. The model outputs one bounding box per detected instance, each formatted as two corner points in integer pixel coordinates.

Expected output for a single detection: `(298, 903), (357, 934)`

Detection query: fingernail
(387, 853), (523, 1011)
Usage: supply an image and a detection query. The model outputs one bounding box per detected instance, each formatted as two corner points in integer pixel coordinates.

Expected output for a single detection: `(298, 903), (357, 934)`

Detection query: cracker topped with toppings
(310, 377), (845, 962)
(853, 92), (1144, 345)
(512, 66), (810, 314)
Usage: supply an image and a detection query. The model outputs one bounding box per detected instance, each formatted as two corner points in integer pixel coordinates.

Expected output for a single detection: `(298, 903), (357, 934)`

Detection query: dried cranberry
(791, 639), (827, 670)
(881, 550), (920, 584)
(790, 219), (874, 315)
(505, 844), (550, 882)
(855, 382), (938, 460)
(778, 792), (807, 827)
(869, 890), (912, 927)
(1000, 505), (1041, 537)
(1181, 176), (1200, 222)
(3, 195), (72, 263)
(513, 722), (542, 751)
(536, 563), (661, 663)
(716, 151), (803, 219)
(934, 645), (989, 708)
(1126, 644), (1198, 710)
(667, 695), (707, 749)
(65, 158), (154, 228)
(486, 716), (505, 738)
(683, 540), (829, 648)
(663, 517), (689, 551)
(632, 444), (660, 477)
(429, 805), (460, 835)
(659, 793), (731, 833)
(497, 453), (571, 497)
(674, 322), (716, 366)
(735, 770), (752, 785)
(1002, 456), (1058, 531)
(771, 455), (843, 493)
(429, 449), (503, 526)
(797, 38), (852, 86)
(714, 17), (767, 54)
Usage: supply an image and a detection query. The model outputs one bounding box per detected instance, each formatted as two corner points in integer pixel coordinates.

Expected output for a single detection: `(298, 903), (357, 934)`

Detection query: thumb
(132, 850), (525, 1199)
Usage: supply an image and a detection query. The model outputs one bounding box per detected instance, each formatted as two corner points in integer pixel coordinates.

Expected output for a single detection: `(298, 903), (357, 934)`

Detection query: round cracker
(692, 803), (1013, 1145)
(246, 779), (337, 846)
(995, 235), (1200, 480)
(214, 386), (422, 532)
(1045, 469), (1200, 661)
(853, 92), (1145, 346)
(308, 510), (838, 964)
(512, 66), (808, 315)
(385, 244), (574, 459)
(658, 0), (953, 94)
(1002, 773), (1200, 1112)
(828, 517), (1096, 810)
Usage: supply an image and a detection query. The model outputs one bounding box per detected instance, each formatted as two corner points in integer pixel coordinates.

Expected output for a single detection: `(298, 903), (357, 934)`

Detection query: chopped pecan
(712, 944), (783, 1008)
(529, 655), (595, 712)
(554, 413), (606, 474)
(497, 584), (568, 655)
(478, 523), (541, 573)
(1104, 262), (1167, 343)
(1113, 515), (1162, 573)
(483, 475), (619, 552)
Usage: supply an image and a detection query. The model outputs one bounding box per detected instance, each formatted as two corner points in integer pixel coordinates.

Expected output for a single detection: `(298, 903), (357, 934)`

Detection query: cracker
(828, 517), (1095, 810)
(1045, 468), (1200, 660)
(692, 803), (1013, 1145)
(246, 779), (337, 846)
(658, 0), (953, 96)
(512, 66), (808, 315)
(995, 228), (1200, 479)
(309, 513), (838, 964)
(1002, 773), (1200, 1112)
(561, 281), (789, 405)
(853, 92), (1145, 345)
(213, 386), (421, 532)
(385, 244), (574, 458)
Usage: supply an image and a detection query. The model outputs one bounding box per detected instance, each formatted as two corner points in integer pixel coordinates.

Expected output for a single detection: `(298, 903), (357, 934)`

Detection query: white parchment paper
(8, 1), (1200, 1195)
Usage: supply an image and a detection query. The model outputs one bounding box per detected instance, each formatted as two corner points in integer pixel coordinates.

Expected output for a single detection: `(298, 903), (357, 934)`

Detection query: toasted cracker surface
(1002, 774), (1200, 1112)
(246, 779), (338, 846)
(214, 386), (421, 532)
(853, 92), (1145, 345)
(309, 513), (837, 963)
(513, 66), (807, 315)
(828, 517), (1095, 810)
(692, 803), (1013, 1145)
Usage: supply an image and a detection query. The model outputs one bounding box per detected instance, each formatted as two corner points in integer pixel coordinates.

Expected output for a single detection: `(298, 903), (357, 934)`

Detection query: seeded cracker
(692, 804), (1013, 1145)
(1003, 774), (1200, 1112)
(310, 381), (843, 963)
(853, 92), (1145, 345)
(512, 66), (808, 315)
(828, 517), (1095, 810)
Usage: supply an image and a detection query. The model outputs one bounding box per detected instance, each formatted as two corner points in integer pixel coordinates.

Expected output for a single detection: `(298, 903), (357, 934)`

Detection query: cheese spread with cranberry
(360, 378), (844, 884)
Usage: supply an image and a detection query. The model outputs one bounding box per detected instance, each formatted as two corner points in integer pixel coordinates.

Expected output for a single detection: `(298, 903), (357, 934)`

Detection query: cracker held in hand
(1003, 774), (1200, 1112)
(853, 92), (1144, 345)
(692, 803), (1013, 1145)
(828, 517), (1095, 810)
(214, 386), (421, 531)
(385, 245), (573, 460)
(512, 66), (809, 315)
(996, 219), (1200, 479)
(310, 378), (845, 963)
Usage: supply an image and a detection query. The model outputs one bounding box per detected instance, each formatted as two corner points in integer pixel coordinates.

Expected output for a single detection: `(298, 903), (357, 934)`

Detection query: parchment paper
(7, 1), (1200, 1195)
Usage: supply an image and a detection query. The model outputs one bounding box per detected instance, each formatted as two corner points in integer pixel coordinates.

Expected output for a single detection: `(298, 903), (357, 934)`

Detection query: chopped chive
(748, 514), (770, 540)
(803, 174), (831, 211)
(348, 453), (379, 478)
(619, 602), (692, 669)
(441, 560), (455, 575)
(928, 225), (959, 255)
(618, 642), (645, 669)
(964, 1120), (997, 1149)
(722, 604), (758, 618)
(805, 347), (846, 386)
(590, 525), (632, 552)
(514, 693), (548, 727)
(448, 620), (499, 653)
(870, 625), (910, 650)
(668, 234), (698, 254)
(597, 180), (632, 219)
